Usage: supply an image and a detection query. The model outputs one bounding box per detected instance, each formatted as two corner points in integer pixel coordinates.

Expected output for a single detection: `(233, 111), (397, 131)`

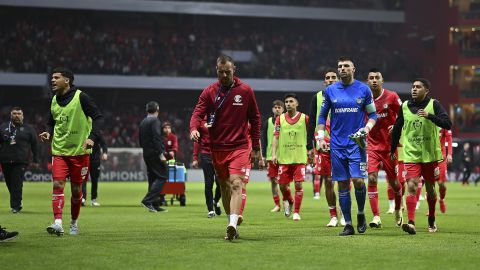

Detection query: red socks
(416, 181), (423, 201)
(439, 185), (446, 200)
(368, 185), (379, 216)
(313, 176), (321, 194)
(329, 206), (338, 218)
(281, 186), (294, 204)
(273, 195), (280, 206)
(52, 186), (65, 220)
(294, 185), (303, 214)
(406, 194), (417, 222)
(71, 190), (83, 221)
(394, 185), (403, 210)
(387, 185), (395, 200)
(240, 188), (247, 216)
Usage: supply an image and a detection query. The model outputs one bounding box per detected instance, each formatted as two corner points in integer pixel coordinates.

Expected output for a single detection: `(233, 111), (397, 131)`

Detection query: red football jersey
(439, 128), (453, 158)
(367, 89), (402, 151)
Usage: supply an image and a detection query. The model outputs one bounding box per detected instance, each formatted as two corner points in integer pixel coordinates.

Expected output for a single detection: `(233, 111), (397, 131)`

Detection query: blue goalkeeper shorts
(331, 146), (366, 181)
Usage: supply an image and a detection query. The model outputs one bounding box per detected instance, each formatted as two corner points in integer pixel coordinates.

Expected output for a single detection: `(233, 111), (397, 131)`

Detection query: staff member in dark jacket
(139, 101), (168, 213)
(0, 107), (39, 213)
(82, 134), (108, 206)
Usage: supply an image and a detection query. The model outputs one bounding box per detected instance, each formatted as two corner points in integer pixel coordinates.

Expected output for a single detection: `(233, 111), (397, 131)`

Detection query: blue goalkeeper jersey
(318, 80), (377, 150)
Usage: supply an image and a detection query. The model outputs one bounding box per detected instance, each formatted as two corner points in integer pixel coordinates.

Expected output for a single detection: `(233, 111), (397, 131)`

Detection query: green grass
(1, 181), (479, 270)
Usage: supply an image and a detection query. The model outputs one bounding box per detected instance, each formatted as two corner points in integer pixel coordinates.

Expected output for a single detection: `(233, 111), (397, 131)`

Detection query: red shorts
(367, 150), (397, 180)
(314, 152), (331, 176)
(438, 160), (447, 183)
(52, 155), (90, 184)
(212, 148), (250, 180)
(267, 160), (278, 178)
(278, 164), (306, 185)
(404, 162), (440, 184)
(397, 161), (406, 185)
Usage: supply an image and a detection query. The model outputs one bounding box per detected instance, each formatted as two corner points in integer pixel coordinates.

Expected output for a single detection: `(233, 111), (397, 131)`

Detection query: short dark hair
(272, 100), (284, 108)
(52, 67), (74, 86)
(217, 54), (234, 65)
(284, 93), (298, 102)
(162, 121), (172, 128)
(337, 56), (353, 63)
(324, 68), (337, 75)
(11, 106), (22, 112)
(146, 101), (159, 113)
(414, 78), (431, 90)
(368, 68), (381, 73)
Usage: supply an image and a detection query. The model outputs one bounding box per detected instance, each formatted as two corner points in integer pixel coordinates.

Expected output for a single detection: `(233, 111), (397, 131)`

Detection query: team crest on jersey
(233, 95), (243, 106)
(168, 141), (172, 146)
(288, 131), (297, 140)
(356, 97), (363, 104)
(383, 104), (389, 109)
(413, 119), (422, 131)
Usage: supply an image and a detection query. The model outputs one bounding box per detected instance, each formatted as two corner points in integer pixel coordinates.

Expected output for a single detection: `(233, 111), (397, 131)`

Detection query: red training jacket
(190, 77), (261, 152)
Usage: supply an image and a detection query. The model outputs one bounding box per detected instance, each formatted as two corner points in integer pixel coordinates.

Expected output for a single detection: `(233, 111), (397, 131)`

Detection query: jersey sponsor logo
(334, 107), (359, 113)
(233, 95), (243, 106)
(378, 112), (388, 118)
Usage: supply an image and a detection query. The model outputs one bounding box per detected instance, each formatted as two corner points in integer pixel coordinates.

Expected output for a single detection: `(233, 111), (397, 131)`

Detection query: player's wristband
(365, 122), (374, 132)
(315, 130), (325, 141)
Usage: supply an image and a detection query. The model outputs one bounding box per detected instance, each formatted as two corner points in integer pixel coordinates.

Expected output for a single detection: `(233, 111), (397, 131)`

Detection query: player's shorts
(331, 147), (366, 181)
(267, 160), (279, 178)
(278, 164), (306, 185)
(397, 161), (406, 185)
(404, 162), (439, 184)
(212, 148), (250, 180)
(438, 160), (447, 183)
(367, 150), (397, 180)
(52, 155), (90, 184)
(314, 152), (331, 176)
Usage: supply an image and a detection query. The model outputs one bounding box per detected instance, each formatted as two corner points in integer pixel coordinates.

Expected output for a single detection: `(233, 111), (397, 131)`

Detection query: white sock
(54, 219), (62, 226)
(229, 214), (239, 228)
(71, 219), (77, 226)
(389, 200), (395, 208)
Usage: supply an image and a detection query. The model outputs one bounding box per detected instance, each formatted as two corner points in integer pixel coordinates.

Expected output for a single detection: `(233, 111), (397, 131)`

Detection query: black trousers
(201, 154), (221, 212)
(1, 163), (26, 210)
(142, 155), (167, 205)
(82, 161), (100, 200)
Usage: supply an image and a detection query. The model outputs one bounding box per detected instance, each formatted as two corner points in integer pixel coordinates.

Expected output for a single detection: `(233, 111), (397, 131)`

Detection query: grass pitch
(0, 180), (479, 270)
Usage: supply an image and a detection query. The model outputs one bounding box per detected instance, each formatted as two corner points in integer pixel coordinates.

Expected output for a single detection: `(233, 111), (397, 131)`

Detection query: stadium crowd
(172, 0), (403, 10)
(0, 8), (414, 81)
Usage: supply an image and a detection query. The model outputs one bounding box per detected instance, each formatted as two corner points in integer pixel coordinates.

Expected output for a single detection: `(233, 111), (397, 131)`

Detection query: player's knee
(367, 174), (377, 186)
(325, 178), (333, 189)
(230, 178), (242, 192)
(53, 181), (65, 189)
(352, 178), (365, 189)
(294, 182), (302, 190)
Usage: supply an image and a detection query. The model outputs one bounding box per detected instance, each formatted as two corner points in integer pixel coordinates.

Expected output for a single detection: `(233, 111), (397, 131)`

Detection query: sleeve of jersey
(273, 116), (280, 138)
(318, 90), (330, 125)
(247, 87), (262, 150)
(364, 89), (377, 120)
(190, 87), (209, 132)
(193, 141), (200, 161)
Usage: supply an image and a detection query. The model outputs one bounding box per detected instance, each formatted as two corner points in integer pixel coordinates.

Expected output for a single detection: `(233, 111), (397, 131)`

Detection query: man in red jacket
(190, 55), (261, 241)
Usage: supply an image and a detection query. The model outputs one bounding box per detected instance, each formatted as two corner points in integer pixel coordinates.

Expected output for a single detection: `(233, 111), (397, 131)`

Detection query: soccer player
(271, 93), (309, 221)
(438, 128), (453, 213)
(390, 78), (452, 234)
(190, 55), (261, 241)
(307, 68), (343, 227)
(365, 68), (404, 228)
(317, 56), (377, 236)
(192, 116), (222, 218)
(39, 67), (104, 236)
(81, 133), (108, 207)
(261, 100), (285, 212)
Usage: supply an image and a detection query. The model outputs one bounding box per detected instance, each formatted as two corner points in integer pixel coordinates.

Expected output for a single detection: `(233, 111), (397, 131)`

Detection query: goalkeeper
(316, 56), (377, 236)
